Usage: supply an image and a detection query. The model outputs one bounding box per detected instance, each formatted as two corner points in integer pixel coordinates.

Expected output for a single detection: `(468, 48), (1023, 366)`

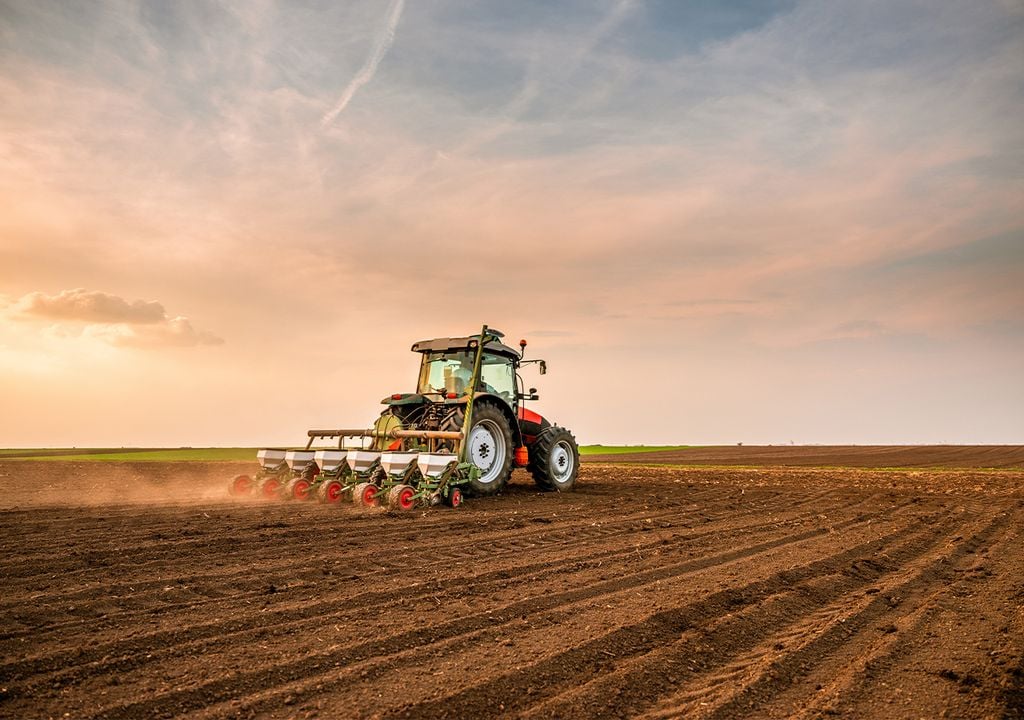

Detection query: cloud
(0, 1), (1021, 444)
(453, 0), (639, 155)
(14, 288), (166, 324)
(320, 0), (406, 127)
(9, 289), (223, 348)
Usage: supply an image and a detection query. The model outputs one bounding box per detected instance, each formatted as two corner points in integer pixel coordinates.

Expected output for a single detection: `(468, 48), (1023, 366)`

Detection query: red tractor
(232, 325), (579, 507)
(378, 325), (579, 495)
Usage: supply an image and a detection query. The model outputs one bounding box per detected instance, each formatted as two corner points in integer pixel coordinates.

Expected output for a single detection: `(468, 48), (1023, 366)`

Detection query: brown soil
(584, 444), (1024, 469)
(0, 456), (1022, 719)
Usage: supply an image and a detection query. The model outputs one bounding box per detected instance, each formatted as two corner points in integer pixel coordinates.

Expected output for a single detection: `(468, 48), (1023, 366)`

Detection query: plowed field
(584, 444), (1024, 469)
(1, 451), (1022, 719)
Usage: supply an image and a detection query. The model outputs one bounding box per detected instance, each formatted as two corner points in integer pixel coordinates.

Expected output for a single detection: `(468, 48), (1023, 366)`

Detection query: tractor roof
(411, 334), (521, 360)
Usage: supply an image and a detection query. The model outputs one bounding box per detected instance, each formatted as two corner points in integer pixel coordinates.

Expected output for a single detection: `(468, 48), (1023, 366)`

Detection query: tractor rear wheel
(460, 402), (514, 496)
(529, 427), (580, 492)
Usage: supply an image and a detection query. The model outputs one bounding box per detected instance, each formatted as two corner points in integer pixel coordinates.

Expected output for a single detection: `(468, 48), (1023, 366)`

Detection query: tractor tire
(529, 426), (580, 492)
(436, 409), (464, 454)
(457, 401), (514, 496)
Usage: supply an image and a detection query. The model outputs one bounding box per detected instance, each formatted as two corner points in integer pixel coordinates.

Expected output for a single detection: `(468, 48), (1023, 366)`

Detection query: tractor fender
(381, 393), (428, 406)
(517, 406), (551, 446)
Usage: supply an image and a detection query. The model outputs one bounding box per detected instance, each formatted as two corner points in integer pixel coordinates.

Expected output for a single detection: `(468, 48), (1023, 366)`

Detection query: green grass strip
(4, 446), (690, 461)
(578, 445), (692, 455)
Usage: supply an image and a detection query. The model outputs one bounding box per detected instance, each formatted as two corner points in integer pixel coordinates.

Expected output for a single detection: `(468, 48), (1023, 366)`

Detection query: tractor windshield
(417, 351), (515, 401)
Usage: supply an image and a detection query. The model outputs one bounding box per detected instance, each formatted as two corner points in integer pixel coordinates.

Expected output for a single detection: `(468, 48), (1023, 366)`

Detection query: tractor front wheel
(529, 427), (580, 492)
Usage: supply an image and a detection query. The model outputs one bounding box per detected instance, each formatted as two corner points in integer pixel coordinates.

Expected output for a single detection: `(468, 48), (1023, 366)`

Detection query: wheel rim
(294, 480), (310, 500)
(468, 419), (506, 485)
(549, 441), (575, 484)
(451, 489), (462, 507)
(399, 486), (415, 510)
(327, 481), (342, 502)
(262, 479), (279, 498)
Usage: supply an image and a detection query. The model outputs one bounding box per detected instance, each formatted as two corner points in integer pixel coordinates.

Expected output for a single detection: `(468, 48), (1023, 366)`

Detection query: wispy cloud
(320, 0), (406, 127)
(454, 0), (639, 155)
(0, 0), (1021, 444)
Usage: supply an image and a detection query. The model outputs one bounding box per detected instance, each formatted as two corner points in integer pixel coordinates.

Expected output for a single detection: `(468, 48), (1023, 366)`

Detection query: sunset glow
(1, 0), (1021, 446)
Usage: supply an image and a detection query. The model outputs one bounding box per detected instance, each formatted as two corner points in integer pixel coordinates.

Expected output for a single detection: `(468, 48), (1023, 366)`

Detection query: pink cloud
(9, 289), (223, 349)
(14, 288), (165, 324)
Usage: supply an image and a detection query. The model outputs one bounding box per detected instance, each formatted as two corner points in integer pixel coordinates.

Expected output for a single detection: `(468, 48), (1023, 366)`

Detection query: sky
(1, 0), (1022, 447)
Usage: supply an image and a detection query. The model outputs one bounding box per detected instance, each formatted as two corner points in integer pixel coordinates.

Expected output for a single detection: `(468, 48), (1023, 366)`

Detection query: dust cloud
(0, 461), (249, 509)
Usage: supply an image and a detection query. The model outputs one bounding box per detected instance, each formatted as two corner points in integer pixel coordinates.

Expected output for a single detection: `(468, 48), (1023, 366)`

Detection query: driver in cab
(450, 356), (497, 395)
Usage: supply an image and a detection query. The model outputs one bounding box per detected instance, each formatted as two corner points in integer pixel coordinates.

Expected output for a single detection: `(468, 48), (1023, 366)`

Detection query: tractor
(377, 325), (580, 496)
(230, 325), (579, 507)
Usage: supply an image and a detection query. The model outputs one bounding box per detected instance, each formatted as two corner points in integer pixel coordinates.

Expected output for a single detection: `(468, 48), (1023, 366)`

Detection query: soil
(0, 451), (1022, 719)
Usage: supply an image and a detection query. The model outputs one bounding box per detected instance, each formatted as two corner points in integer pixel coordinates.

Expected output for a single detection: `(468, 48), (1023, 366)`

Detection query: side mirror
(539, 361), (547, 375)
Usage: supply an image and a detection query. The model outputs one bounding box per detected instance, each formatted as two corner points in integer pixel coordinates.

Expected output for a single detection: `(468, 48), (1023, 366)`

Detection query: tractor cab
(416, 350), (515, 402)
(410, 332), (526, 412)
